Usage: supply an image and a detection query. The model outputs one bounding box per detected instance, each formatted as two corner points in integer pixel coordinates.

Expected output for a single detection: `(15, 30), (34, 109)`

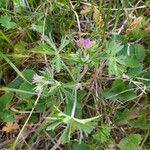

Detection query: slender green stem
(0, 30), (14, 47)
(0, 87), (35, 95)
(42, 4), (49, 66)
(0, 52), (31, 84)
(71, 89), (77, 117)
(140, 129), (150, 148)
(10, 91), (41, 150)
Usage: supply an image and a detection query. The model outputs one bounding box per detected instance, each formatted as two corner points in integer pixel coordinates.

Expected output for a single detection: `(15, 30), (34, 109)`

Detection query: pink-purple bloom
(76, 38), (92, 48)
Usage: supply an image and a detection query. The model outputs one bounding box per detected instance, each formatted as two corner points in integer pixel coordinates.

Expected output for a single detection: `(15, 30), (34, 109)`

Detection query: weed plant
(0, 0), (150, 149)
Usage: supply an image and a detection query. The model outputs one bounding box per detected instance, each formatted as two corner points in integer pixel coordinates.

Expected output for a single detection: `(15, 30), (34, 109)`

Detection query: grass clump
(0, 0), (150, 149)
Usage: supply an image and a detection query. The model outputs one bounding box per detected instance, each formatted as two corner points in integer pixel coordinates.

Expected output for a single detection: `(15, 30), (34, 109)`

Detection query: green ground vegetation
(0, 0), (150, 149)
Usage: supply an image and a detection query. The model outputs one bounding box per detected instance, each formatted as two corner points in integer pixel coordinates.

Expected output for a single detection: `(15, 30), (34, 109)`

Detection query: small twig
(80, 1), (146, 10)
(10, 107), (41, 114)
(78, 65), (88, 81)
(108, 5), (147, 11)
(84, 62), (105, 104)
(44, 132), (62, 150)
(50, 140), (61, 150)
(94, 81), (101, 116)
(69, 0), (81, 32)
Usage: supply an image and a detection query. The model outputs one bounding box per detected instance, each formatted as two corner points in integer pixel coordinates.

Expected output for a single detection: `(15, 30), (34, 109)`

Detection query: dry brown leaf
(93, 7), (104, 26)
(93, 6), (105, 38)
(2, 122), (19, 133)
(145, 25), (150, 32)
(126, 17), (143, 32)
(80, 6), (92, 15)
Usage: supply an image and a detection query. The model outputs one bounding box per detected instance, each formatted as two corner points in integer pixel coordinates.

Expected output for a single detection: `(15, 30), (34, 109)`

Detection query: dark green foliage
(102, 80), (135, 101)
(118, 134), (142, 150)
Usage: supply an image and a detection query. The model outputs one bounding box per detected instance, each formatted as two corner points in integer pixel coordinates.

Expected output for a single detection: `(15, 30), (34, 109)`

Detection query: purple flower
(76, 38), (92, 48)
(83, 39), (92, 48)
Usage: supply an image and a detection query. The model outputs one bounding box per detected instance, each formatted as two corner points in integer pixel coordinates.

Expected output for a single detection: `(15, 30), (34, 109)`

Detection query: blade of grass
(10, 90), (42, 150)
(0, 30), (14, 47)
(0, 52), (31, 84)
(0, 87), (35, 95)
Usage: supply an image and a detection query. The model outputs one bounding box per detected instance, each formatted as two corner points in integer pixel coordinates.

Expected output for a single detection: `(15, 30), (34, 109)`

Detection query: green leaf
(35, 102), (45, 112)
(8, 69), (35, 88)
(0, 0), (5, 7)
(0, 110), (15, 122)
(59, 36), (70, 51)
(63, 89), (85, 117)
(102, 80), (135, 101)
(104, 41), (126, 76)
(103, 89), (135, 101)
(0, 92), (14, 122)
(62, 88), (74, 115)
(44, 35), (57, 51)
(103, 40), (146, 77)
(112, 35), (128, 44)
(127, 64), (143, 76)
(126, 55), (141, 68)
(28, 114), (38, 124)
(52, 55), (62, 73)
(93, 125), (111, 143)
(76, 90), (86, 118)
(105, 41), (124, 55)
(118, 134), (142, 150)
(134, 44), (145, 61)
(45, 16), (52, 35)
(139, 69), (150, 90)
(0, 92), (13, 108)
(59, 124), (71, 144)
(46, 121), (61, 131)
(72, 141), (93, 150)
(111, 80), (125, 92)
(75, 119), (98, 135)
(129, 117), (150, 130)
(115, 109), (130, 124)
(0, 15), (16, 29)
(118, 90), (135, 101)
(17, 81), (35, 99)
(31, 43), (54, 55)
(46, 108), (100, 144)
(13, 0), (27, 8)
